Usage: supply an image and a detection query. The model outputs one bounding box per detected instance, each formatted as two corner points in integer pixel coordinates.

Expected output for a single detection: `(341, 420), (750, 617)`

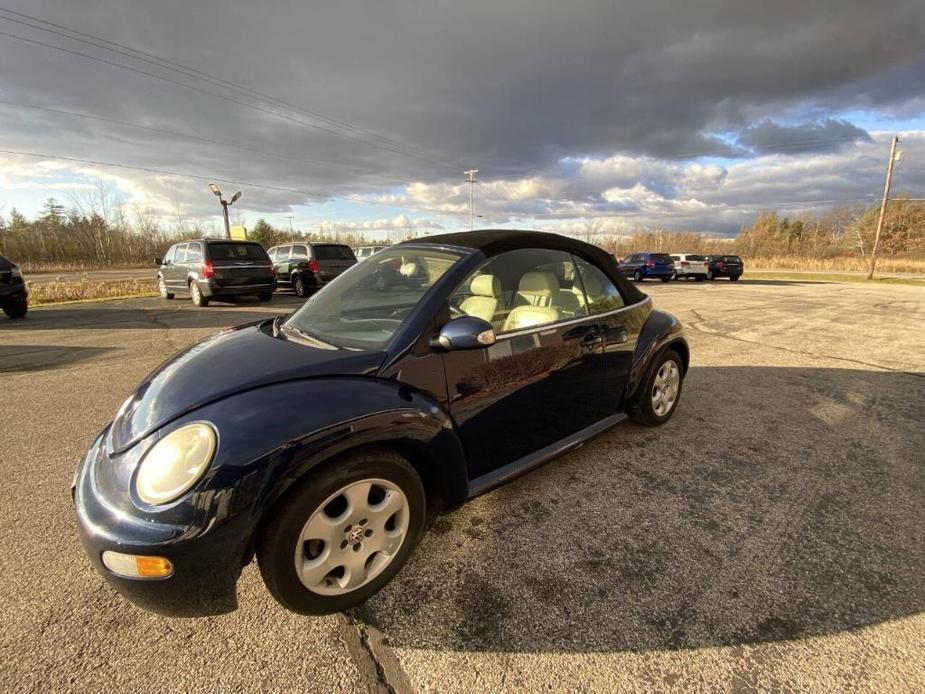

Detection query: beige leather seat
(553, 288), (583, 317)
(459, 274), (501, 323)
(502, 305), (559, 332)
(515, 271), (559, 307)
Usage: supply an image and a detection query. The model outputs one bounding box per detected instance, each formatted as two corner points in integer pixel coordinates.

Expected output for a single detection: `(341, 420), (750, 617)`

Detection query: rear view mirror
(433, 316), (496, 351)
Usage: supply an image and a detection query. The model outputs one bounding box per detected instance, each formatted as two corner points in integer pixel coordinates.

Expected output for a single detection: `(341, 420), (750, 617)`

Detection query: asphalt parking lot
(1, 279), (923, 693)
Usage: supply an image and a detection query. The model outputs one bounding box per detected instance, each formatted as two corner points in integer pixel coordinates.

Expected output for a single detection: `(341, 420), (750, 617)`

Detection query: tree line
(1, 196), (922, 271)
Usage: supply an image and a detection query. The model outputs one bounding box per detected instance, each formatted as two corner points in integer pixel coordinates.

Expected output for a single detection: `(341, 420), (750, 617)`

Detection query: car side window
(267, 247), (277, 262)
(449, 248), (588, 334)
(573, 256), (625, 312)
(164, 245), (176, 264)
(175, 243), (188, 263)
(292, 245), (309, 259)
(186, 242), (202, 262)
(278, 245), (291, 260)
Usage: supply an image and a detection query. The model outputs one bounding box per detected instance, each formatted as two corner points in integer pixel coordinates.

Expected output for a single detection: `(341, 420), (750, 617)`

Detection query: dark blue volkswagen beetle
(74, 230), (688, 616)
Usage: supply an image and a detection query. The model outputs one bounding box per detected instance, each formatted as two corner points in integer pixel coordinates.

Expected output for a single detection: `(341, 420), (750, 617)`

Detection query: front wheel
(729, 275), (740, 282)
(631, 348), (684, 427)
(257, 448), (425, 615)
(707, 270), (715, 280)
(3, 296), (27, 319)
(158, 275), (174, 300)
(258, 292), (273, 302)
(661, 276), (672, 283)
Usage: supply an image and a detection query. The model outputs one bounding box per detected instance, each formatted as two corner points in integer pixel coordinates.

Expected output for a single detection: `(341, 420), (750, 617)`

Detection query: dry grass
(19, 261), (152, 273)
(28, 279), (158, 306)
(748, 255), (925, 274)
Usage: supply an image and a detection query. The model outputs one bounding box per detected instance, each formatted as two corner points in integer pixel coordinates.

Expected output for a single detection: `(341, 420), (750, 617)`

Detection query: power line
(0, 6), (459, 168)
(0, 98), (422, 186)
(0, 18), (457, 169)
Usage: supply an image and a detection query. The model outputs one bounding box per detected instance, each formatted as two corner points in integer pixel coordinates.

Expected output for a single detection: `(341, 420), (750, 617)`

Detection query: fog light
(102, 551), (173, 579)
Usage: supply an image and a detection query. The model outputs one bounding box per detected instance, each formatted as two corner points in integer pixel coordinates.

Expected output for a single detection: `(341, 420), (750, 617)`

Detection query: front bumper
(73, 429), (248, 617)
(0, 282), (27, 302)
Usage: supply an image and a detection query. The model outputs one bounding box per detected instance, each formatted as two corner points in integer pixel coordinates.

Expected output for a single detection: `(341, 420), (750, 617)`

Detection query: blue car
(619, 252), (676, 282)
(73, 230), (689, 616)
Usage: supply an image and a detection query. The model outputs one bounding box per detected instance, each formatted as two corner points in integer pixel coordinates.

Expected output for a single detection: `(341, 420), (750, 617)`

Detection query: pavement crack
(339, 614), (415, 694)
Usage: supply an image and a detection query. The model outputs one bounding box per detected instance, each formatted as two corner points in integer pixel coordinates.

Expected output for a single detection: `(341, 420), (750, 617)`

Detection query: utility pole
(464, 169), (478, 230)
(867, 135), (901, 280)
(287, 215), (294, 233)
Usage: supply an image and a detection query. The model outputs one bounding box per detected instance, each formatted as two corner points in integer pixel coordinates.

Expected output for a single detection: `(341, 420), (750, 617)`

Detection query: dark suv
(156, 239), (276, 307)
(705, 255), (744, 281)
(267, 243), (357, 297)
(619, 253), (675, 282)
(0, 255), (28, 319)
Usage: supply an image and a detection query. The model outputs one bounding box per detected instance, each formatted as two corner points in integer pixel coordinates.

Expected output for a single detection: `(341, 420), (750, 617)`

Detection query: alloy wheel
(651, 359), (680, 416)
(294, 478), (409, 596)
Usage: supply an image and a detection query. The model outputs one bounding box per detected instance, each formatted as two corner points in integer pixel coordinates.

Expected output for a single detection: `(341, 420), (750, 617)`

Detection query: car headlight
(11, 267), (22, 279)
(135, 422), (216, 505)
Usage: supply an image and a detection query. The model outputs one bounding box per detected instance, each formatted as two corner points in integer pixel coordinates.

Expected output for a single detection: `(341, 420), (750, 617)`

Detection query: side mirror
(432, 316), (496, 351)
(155, 257), (163, 266)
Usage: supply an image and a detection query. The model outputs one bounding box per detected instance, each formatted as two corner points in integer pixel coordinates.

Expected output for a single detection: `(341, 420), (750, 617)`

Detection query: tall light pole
(209, 183), (242, 238)
(464, 169), (478, 230)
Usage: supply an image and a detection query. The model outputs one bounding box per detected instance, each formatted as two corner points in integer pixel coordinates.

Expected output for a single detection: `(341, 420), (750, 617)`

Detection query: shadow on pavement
(0, 295), (306, 332)
(0, 345), (117, 373)
(354, 366), (924, 653)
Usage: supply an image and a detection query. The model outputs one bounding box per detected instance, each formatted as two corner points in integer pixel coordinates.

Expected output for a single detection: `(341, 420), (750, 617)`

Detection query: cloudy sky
(1, 0), (924, 239)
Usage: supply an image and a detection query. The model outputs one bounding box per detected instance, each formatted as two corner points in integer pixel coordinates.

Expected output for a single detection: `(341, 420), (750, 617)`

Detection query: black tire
(672, 271), (678, 280)
(661, 277), (672, 283)
(707, 270), (715, 280)
(729, 275), (740, 282)
(257, 448), (426, 615)
(631, 348), (684, 427)
(293, 274), (308, 297)
(258, 292), (273, 302)
(3, 296), (27, 319)
(190, 281), (209, 307)
(695, 275), (705, 282)
(158, 275), (174, 300)
(633, 270), (643, 282)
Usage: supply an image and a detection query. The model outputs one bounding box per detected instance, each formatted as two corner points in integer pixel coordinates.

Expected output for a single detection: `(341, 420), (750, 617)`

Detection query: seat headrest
(470, 274), (501, 298)
(518, 271), (559, 296)
(399, 262), (418, 277)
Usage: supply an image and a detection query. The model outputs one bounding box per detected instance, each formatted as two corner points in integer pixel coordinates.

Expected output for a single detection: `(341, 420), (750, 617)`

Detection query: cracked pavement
(0, 279), (923, 693)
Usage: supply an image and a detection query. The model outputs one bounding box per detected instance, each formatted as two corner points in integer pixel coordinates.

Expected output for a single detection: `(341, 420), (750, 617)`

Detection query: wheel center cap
(347, 527), (364, 545)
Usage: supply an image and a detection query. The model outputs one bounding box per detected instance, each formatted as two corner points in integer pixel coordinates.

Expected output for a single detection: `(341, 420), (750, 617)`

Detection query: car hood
(109, 319), (385, 453)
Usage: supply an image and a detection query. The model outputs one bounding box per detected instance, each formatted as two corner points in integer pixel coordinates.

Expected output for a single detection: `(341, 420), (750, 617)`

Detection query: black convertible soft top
(407, 229), (646, 304)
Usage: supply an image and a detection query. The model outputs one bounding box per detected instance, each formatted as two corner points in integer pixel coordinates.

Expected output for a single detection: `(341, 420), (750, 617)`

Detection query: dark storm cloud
(738, 119), (872, 155)
(0, 0), (923, 219)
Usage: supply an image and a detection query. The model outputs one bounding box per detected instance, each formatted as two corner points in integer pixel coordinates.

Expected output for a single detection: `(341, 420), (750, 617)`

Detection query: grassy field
(746, 271), (925, 287)
(28, 279), (158, 306)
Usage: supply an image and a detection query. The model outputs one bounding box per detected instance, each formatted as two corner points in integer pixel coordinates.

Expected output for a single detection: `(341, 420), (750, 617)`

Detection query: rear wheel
(631, 348), (684, 427)
(633, 270), (643, 282)
(661, 276), (672, 283)
(293, 274), (308, 297)
(258, 292), (273, 302)
(190, 281), (209, 307)
(257, 448), (425, 615)
(707, 270), (715, 280)
(730, 275), (740, 282)
(695, 275), (705, 282)
(3, 296), (27, 319)
(158, 275), (174, 300)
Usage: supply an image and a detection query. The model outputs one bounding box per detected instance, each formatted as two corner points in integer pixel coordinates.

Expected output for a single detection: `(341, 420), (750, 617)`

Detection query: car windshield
(687, 254), (706, 261)
(283, 247), (461, 349)
(209, 243), (268, 261)
(722, 256), (741, 262)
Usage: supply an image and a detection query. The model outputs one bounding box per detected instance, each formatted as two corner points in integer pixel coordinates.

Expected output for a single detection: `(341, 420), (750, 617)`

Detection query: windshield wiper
(279, 321), (338, 350)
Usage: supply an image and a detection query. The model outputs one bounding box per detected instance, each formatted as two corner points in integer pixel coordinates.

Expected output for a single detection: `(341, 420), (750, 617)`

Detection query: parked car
(268, 243), (358, 297)
(74, 229), (688, 617)
(355, 245), (388, 261)
(620, 252), (675, 282)
(156, 239), (275, 307)
(0, 254), (28, 319)
(705, 254), (744, 281)
(669, 253), (709, 281)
